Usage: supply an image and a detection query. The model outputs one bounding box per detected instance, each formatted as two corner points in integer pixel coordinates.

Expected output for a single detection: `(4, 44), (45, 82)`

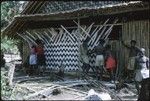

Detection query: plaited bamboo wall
(21, 19), (149, 74)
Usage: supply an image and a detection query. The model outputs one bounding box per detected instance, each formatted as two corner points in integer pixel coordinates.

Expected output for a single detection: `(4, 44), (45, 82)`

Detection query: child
(104, 45), (117, 83)
(29, 45), (37, 76)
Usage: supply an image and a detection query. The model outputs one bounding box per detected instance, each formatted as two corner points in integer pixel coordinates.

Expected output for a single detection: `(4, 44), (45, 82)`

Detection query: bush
(1, 69), (13, 100)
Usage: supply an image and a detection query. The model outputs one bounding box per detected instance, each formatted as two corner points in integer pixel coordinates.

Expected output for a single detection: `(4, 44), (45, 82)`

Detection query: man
(134, 48), (149, 95)
(121, 39), (140, 80)
(90, 39), (106, 80)
(79, 40), (90, 74)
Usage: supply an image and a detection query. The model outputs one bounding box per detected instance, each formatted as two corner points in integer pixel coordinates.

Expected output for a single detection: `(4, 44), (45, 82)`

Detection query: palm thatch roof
(1, 1), (149, 38)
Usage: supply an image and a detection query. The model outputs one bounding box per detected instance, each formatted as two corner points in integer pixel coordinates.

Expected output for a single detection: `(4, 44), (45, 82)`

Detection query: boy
(29, 45), (37, 76)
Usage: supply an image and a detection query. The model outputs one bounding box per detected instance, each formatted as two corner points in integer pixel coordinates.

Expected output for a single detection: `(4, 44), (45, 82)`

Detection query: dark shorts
(138, 78), (150, 101)
(37, 54), (46, 66)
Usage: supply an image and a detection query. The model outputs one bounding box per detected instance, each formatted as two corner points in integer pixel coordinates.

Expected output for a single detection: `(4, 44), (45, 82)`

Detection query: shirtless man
(121, 40), (140, 80)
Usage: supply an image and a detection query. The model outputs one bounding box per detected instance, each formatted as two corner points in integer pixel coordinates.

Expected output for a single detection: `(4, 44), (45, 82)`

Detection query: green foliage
(1, 1), (26, 54)
(1, 1), (26, 29)
(1, 35), (19, 54)
(1, 68), (13, 100)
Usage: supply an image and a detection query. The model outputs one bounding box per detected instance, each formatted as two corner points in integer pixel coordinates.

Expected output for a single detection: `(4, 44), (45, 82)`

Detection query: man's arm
(121, 40), (130, 49)
(134, 56), (138, 70)
(146, 57), (149, 69)
(135, 46), (141, 53)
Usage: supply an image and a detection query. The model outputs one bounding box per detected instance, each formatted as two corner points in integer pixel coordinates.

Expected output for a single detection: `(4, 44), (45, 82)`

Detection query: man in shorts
(90, 39), (106, 80)
(121, 39), (140, 80)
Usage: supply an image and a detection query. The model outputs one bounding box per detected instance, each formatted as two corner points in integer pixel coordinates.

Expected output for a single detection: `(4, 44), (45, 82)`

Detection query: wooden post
(7, 63), (16, 86)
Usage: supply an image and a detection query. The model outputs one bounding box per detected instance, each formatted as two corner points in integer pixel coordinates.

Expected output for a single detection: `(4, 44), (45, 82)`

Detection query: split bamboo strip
(51, 34), (57, 42)
(61, 25), (75, 43)
(87, 26), (99, 45)
(47, 29), (55, 37)
(18, 85), (37, 92)
(93, 26), (107, 46)
(40, 33), (50, 45)
(57, 28), (64, 43)
(90, 26), (105, 49)
(83, 24), (93, 40)
(33, 31), (47, 44)
(73, 20), (94, 37)
(43, 31), (53, 41)
(24, 82), (88, 99)
(53, 34), (59, 43)
(57, 32), (63, 43)
(29, 30), (40, 40)
(17, 33), (31, 46)
(89, 19), (110, 46)
(71, 29), (78, 42)
(54, 34), (60, 43)
(25, 34), (37, 45)
(33, 31), (43, 40)
(61, 33), (66, 43)
(51, 28), (58, 35)
(64, 35), (69, 43)
(104, 28), (113, 40)
(103, 19), (118, 39)
(26, 31), (36, 40)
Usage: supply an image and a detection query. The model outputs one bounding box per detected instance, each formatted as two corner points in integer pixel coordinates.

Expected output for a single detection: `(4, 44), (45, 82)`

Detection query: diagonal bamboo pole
(73, 20), (94, 37)
(61, 25), (75, 43)
(33, 30), (46, 44)
(54, 33), (60, 44)
(25, 34), (37, 45)
(26, 31), (36, 40)
(88, 19), (109, 46)
(47, 29), (54, 37)
(57, 31), (63, 43)
(16, 33), (32, 47)
(102, 19), (118, 39)
(61, 33), (66, 43)
(43, 31), (53, 42)
(90, 19), (110, 46)
(87, 26), (99, 45)
(40, 32), (50, 45)
(91, 26), (107, 49)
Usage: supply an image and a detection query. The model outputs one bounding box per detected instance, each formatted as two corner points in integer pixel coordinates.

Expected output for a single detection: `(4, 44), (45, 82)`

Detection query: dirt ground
(8, 66), (138, 100)
(2, 60), (138, 100)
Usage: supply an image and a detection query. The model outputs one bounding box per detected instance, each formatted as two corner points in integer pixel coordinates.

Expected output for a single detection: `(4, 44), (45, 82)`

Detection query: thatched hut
(2, 1), (149, 76)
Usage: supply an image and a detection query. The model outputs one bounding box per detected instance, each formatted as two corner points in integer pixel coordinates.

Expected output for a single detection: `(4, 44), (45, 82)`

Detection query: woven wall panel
(44, 42), (80, 72)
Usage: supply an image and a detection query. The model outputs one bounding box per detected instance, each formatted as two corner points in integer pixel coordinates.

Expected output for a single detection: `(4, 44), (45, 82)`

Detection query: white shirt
(29, 54), (37, 65)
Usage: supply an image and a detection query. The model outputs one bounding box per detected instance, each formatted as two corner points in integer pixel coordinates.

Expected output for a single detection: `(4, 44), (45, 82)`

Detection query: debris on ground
(1, 62), (139, 100)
